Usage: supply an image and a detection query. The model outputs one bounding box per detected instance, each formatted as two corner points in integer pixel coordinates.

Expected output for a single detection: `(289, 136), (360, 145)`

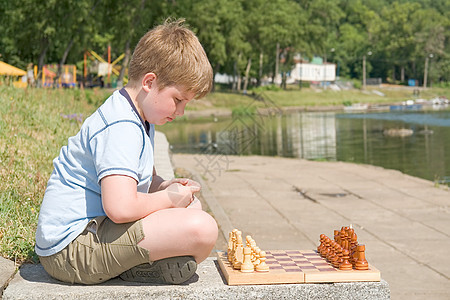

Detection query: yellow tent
(0, 61), (26, 76)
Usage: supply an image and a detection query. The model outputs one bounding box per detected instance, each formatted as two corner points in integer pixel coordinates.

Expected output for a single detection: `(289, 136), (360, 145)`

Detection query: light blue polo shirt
(35, 89), (155, 256)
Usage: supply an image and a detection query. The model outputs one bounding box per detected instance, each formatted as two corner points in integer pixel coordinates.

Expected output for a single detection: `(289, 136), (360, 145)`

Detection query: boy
(35, 19), (218, 285)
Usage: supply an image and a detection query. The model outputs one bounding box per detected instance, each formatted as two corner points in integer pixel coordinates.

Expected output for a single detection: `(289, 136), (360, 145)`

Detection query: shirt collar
(119, 88), (150, 136)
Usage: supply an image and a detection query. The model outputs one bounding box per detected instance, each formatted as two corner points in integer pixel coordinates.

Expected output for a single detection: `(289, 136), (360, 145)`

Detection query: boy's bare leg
(138, 207), (218, 263)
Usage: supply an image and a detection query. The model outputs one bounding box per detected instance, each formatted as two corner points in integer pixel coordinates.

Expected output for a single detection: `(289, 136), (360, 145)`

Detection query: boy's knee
(186, 211), (218, 246)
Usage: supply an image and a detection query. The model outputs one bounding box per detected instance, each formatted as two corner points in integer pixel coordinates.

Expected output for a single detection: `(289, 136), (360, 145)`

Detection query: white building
(291, 61), (336, 82)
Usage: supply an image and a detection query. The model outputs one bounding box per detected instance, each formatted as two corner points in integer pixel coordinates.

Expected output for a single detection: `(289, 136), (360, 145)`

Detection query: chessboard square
(314, 263), (331, 267)
(272, 253), (289, 257)
(299, 266), (318, 270)
(292, 259), (309, 263)
(318, 268), (337, 272)
(278, 258), (293, 261)
(281, 262), (298, 267)
(288, 255), (305, 259)
(285, 269), (300, 273)
(285, 250), (301, 254)
(309, 260), (327, 264)
(270, 266), (284, 270)
(303, 252), (319, 256)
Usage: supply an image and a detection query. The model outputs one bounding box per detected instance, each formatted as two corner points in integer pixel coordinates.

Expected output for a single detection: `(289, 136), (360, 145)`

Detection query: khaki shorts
(40, 216), (150, 284)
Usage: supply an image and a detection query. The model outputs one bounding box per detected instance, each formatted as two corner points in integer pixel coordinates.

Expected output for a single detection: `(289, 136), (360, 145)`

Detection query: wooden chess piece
(328, 241), (338, 266)
(240, 247), (255, 273)
(339, 249), (353, 270)
(350, 232), (358, 265)
(228, 231), (234, 262)
(256, 250), (270, 272)
(318, 234), (325, 253)
(246, 235), (252, 247)
(232, 231), (244, 269)
(324, 237), (332, 259)
(330, 243), (340, 268)
(339, 228), (346, 248)
(334, 230), (340, 243)
(355, 244), (369, 270)
(253, 247), (261, 266)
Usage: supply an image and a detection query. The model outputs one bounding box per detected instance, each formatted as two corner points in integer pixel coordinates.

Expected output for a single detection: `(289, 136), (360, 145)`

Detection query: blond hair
(128, 19), (213, 99)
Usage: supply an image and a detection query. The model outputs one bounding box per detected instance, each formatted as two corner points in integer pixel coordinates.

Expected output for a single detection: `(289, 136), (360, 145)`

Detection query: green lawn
(0, 86), (109, 262)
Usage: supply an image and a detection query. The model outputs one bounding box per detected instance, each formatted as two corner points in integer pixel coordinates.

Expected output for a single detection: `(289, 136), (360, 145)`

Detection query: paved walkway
(172, 153), (450, 300)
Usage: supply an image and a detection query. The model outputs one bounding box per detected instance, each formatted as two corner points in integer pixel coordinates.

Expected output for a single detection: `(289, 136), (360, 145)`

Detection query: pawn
(253, 247), (261, 266)
(330, 243), (341, 268)
(256, 250), (270, 272)
(339, 249), (353, 270)
(318, 234), (326, 252)
(240, 247), (255, 273)
(355, 244), (369, 270)
(227, 231), (234, 262)
(246, 235), (253, 247)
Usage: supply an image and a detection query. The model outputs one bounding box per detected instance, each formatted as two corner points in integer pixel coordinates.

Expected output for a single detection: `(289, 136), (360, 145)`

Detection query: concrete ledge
(0, 257), (16, 297)
(154, 131), (175, 179)
(3, 257), (389, 300)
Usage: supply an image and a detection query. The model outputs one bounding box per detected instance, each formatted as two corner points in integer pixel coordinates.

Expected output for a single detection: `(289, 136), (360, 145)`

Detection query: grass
(0, 86), (110, 263)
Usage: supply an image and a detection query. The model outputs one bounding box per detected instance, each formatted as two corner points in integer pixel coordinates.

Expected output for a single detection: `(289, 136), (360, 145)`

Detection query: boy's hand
(159, 178), (201, 191)
(166, 182), (200, 208)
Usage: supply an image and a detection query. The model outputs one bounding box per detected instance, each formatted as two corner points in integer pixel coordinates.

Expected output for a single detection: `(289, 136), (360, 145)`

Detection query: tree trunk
(56, 0), (102, 81)
(212, 63), (220, 92)
(258, 51), (263, 86)
(117, 39), (131, 88)
(37, 38), (49, 88)
(232, 60), (237, 91)
(274, 43), (280, 84)
(57, 39), (75, 82)
(237, 74), (242, 92)
(243, 58), (252, 93)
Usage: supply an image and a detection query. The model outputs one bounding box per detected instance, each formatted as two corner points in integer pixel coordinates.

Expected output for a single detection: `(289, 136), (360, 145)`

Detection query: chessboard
(217, 250), (381, 285)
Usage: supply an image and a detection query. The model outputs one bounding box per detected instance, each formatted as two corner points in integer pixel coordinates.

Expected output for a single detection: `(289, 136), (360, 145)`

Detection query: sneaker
(119, 256), (197, 285)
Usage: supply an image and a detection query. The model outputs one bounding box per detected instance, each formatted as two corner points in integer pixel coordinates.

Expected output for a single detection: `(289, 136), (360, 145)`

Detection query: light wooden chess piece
(240, 247), (255, 273)
(227, 231), (234, 262)
(232, 231), (244, 269)
(255, 250), (269, 272)
(253, 247), (261, 266)
(246, 235), (253, 247)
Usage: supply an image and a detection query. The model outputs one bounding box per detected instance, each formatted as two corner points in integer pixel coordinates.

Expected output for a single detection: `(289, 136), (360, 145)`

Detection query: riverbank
(185, 85), (450, 119)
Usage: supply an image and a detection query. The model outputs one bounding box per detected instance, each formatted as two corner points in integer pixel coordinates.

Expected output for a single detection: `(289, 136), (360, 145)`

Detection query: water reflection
(158, 110), (450, 184)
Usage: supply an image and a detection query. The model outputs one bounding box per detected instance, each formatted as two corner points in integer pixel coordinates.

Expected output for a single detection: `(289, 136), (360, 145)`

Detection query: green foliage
(1, 0), (449, 86)
(0, 87), (107, 262)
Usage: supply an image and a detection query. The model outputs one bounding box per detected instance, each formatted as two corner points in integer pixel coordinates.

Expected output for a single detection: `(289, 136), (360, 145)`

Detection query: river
(157, 107), (450, 186)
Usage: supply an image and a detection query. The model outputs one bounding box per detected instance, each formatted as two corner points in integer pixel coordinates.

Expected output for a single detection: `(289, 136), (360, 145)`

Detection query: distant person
(26, 63), (35, 87)
(35, 19), (218, 285)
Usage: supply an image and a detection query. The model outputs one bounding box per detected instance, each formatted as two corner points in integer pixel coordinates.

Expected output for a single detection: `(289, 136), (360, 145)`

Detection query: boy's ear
(142, 72), (157, 92)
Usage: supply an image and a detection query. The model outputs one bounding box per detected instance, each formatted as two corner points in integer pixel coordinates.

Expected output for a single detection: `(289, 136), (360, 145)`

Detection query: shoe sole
(120, 256), (197, 284)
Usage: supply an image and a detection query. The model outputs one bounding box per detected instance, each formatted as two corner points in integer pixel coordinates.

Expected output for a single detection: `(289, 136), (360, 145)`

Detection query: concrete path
(172, 153), (450, 300)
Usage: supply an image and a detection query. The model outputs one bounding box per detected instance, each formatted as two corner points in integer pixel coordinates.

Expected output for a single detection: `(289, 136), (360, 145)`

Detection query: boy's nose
(174, 107), (184, 116)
